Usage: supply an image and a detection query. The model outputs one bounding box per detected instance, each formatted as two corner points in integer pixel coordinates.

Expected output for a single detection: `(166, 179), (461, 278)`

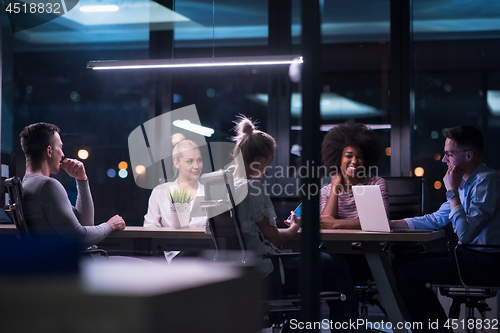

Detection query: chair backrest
(384, 176), (424, 220)
(200, 169), (246, 256)
(4, 176), (31, 238)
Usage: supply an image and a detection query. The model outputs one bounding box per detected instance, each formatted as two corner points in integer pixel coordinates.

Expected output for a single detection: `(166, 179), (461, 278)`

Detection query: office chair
(200, 169), (345, 333)
(318, 176), (424, 220)
(383, 176), (427, 256)
(430, 242), (500, 333)
(4, 177), (30, 238)
(3, 176), (108, 258)
(384, 177), (424, 220)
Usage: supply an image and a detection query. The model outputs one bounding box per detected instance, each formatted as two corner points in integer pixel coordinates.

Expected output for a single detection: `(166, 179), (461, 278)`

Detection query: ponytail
(232, 116), (275, 178)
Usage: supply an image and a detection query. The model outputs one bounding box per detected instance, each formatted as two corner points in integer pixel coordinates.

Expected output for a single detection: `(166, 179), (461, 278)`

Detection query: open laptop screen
(352, 185), (391, 232)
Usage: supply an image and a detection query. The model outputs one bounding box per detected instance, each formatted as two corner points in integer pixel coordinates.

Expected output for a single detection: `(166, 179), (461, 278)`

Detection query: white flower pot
(176, 211), (191, 227)
(173, 202), (190, 213)
(170, 202), (191, 228)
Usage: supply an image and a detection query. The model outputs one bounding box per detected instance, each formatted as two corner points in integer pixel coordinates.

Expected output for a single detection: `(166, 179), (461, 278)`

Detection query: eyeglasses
(443, 150), (470, 158)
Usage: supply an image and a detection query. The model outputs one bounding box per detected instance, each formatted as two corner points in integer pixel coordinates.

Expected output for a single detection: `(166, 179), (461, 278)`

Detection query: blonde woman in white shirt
(143, 133), (205, 228)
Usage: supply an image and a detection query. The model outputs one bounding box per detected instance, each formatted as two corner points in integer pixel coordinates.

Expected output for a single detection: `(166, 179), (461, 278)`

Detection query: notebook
(352, 185), (430, 233)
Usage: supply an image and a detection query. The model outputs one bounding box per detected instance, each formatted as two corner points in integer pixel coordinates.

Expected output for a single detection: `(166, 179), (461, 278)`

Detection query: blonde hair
(172, 133), (199, 176)
(232, 116), (276, 178)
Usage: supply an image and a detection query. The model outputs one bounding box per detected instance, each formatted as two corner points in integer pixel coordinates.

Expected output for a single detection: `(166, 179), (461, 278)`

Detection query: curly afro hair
(321, 119), (382, 170)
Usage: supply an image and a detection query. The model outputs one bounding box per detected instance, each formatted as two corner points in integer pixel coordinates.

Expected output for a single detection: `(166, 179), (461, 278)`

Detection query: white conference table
(313, 229), (445, 333)
(0, 224), (214, 253)
(105, 226), (445, 332)
(1, 223), (445, 332)
(99, 226), (214, 254)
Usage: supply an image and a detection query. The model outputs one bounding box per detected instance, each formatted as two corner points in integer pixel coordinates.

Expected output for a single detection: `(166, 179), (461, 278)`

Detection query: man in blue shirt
(391, 125), (500, 333)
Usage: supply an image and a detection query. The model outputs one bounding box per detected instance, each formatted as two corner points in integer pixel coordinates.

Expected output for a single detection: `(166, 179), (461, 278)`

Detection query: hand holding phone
(284, 203), (302, 226)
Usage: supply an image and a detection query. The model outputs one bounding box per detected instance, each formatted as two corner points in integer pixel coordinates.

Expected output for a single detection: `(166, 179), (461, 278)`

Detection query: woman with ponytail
(231, 116), (356, 329)
(144, 133), (204, 228)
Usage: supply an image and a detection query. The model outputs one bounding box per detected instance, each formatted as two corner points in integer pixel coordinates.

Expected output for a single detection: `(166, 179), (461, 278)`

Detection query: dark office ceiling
(7, 0), (500, 51)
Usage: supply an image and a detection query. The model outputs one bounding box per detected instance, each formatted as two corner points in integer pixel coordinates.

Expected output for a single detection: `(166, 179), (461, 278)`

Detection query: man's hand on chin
(443, 165), (463, 191)
(60, 158), (88, 181)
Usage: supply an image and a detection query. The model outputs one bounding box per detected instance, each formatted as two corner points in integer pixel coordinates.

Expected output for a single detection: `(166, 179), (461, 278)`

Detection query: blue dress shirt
(406, 163), (500, 249)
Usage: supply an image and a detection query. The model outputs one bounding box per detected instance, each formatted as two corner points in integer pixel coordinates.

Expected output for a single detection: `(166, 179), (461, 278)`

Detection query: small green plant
(169, 188), (193, 204)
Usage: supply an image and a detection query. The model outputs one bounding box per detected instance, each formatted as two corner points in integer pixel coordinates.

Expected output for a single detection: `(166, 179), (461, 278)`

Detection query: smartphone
(287, 203), (303, 222)
(294, 203), (303, 218)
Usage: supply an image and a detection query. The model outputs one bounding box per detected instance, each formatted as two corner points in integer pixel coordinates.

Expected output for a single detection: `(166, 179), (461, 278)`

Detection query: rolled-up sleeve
(405, 218), (415, 229)
(449, 205), (464, 219)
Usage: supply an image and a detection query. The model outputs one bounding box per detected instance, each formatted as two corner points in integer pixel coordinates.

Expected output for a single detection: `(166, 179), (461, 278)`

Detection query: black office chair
(430, 242), (500, 333)
(200, 169), (345, 333)
(318, 176), (424, 220)
(384, 176), (424, 220)
(3, 176), (108, 258)
(384, 176), (427, 255)
(4, 176), (30, 238)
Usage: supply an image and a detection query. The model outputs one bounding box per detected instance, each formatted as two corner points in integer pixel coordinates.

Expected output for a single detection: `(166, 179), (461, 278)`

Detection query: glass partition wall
(413, 0), (500, 213)
(1, 0), (391, 225)
(2, 0), (500, 224)
(2, 0), (276, 225)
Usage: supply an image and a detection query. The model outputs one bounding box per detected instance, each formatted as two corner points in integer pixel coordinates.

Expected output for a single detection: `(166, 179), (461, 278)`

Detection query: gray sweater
(22, 174), (112, 247)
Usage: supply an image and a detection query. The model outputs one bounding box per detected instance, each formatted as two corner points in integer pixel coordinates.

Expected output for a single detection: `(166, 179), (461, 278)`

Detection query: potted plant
(169, 188), (193, 228)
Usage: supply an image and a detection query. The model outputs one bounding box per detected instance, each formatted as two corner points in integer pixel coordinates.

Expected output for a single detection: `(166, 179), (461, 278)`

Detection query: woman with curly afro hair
(319, 119), (389, 229)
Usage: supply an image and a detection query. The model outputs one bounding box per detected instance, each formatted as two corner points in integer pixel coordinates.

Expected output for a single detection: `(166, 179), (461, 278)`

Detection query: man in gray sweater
(20, 122), (125, 247)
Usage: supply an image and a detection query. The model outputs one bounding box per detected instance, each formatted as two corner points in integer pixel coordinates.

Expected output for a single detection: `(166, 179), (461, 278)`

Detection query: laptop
(352, 185), (430, 233)
(190, 196), (206, 218)
(189, 196), (208, 226)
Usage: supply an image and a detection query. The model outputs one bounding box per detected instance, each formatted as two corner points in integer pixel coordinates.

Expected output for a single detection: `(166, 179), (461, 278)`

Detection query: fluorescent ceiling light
(363, 124), (391, 130)
(63, 0), (191, 26)
(320, 124), (391, 132)
(319, 124), (391, 131)
(80, 5), (119, 12)
(173, 120), (215, 137)
(87, 55), (303, 70)
(291, 124), (391, 131)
